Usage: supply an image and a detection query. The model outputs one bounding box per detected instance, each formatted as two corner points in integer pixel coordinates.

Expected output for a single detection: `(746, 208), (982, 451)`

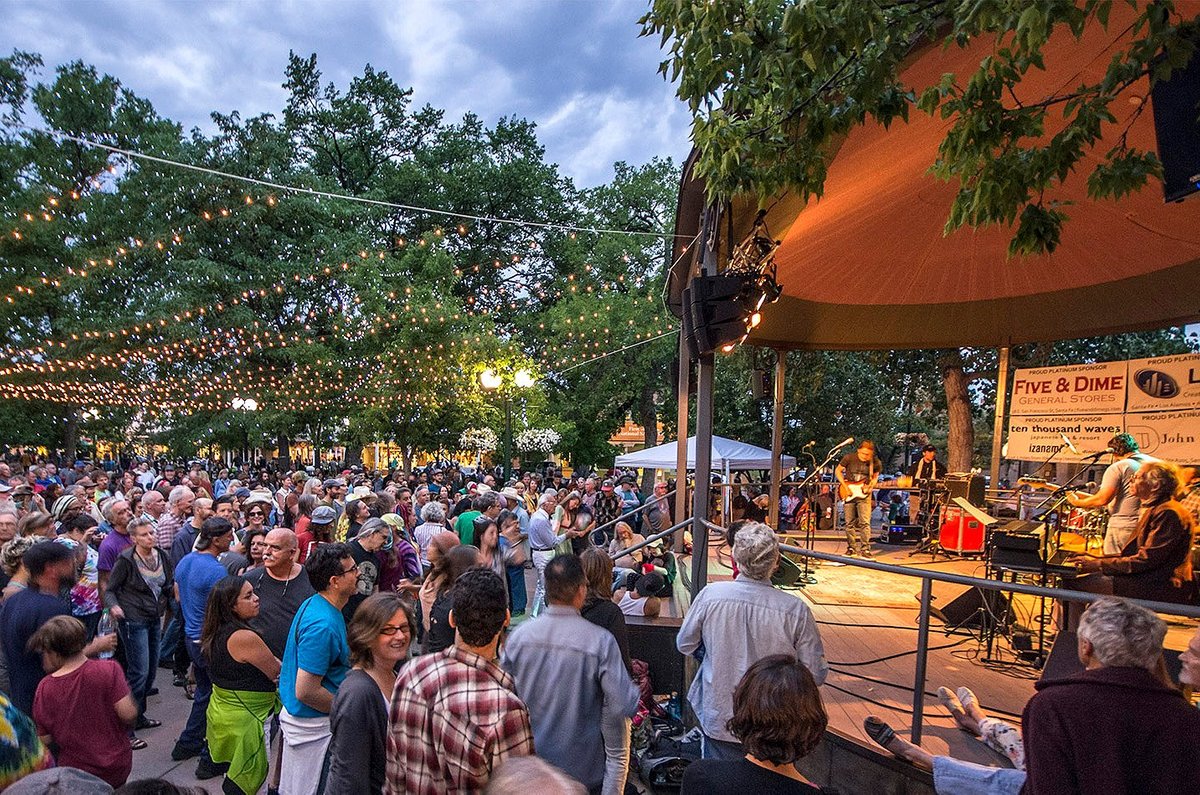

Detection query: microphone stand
(790, 442), (852, 586)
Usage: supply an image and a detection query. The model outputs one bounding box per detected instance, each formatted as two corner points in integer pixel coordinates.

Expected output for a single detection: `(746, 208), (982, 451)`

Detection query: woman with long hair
(497, 508), (528, 616)
(417, 530), (461, 635)
(201, 576), (281, 795)
(421, 544), (480, 655)
(471, 515), (524, 586)
(105, 517), (173, 735)
(553, 491), (583, 554)
(608, 521), (646, 591)
(325, 593), (415, 795)
(336, 498), (371, 543)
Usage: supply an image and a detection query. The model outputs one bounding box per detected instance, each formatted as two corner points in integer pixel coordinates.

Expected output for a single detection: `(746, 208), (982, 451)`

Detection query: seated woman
(29, 615), (137, 788)
(681, 653), (828, 793)
(608, 521), (645, 589)
(202, 575), (281, 795)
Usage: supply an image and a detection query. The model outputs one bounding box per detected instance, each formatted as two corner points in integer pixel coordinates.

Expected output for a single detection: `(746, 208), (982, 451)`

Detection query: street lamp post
(479, 368), (534, 481)
(231, 398), (259, 466)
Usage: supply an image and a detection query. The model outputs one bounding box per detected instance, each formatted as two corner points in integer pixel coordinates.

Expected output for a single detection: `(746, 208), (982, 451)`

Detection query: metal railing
(608, 517), (691, 562)
(695, 533), (1200, 744)
(587, 488), (678, 540)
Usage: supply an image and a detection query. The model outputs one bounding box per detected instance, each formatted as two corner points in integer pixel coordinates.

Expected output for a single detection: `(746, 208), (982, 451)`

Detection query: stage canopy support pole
(768, 350), (786, 528)
(990, 346), (1011, 492)
(675, 331), (691, 554)
(691, 352), (715, 597)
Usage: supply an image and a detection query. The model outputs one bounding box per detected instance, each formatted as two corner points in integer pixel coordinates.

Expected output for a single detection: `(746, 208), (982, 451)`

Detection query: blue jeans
(933, 756), (1025, 795)
(843, 498), (872, 553)
(118, 618), (161, 719)
(159, 596), (184, 670)
(177, 638), (212, 758)
(506, 563), (528, 614)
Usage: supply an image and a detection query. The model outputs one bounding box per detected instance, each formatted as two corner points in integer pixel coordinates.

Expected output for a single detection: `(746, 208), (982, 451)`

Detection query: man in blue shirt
(278, 542), (354, 795)
(503, 554), (639, 794)
(170, 517), (234, 779)
(0, 543), (116, 714)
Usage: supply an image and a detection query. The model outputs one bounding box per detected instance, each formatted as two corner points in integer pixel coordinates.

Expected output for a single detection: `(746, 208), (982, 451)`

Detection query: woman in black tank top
(201, 576), (282, 794)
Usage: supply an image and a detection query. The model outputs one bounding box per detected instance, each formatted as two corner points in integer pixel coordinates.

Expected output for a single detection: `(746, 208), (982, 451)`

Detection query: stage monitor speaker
(772, 554), (803, 588)
(932, 586), (1010, 631)
(1150, 28), (1200, 203)
(945, 473), (987, 508)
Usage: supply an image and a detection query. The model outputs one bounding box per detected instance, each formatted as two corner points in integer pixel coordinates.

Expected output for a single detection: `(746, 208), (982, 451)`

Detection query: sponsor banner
(1004, 414), (1125, 462)
(1124, 409), (1200, 461)
(1125, 353), (1200, 413)
(1010, 362), (1127, 416)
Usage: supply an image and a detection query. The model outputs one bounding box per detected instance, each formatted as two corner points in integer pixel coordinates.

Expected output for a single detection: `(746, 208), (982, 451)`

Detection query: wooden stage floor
(677, 534), (1199, 771)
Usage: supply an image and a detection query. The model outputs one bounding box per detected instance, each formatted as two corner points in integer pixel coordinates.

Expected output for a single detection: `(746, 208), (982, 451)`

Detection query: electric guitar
(839, 476), (912, 502)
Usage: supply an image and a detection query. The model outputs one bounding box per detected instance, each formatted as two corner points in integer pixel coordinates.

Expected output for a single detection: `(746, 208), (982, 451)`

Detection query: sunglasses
(247, 510), (265, 517)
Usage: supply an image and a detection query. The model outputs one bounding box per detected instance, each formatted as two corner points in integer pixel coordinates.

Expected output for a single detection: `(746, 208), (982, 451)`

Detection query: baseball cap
(0, 482), (11, 493)
(922, 443), (937, 452)
(601, 479), (615, 490)
(636, 571), (666, 597)
(322, 478), (345, 489)
(234, 487), (252, 499)
(13, 484), (33, 496)
(311, 505), (337, 525)
(3, 767), (113, 795)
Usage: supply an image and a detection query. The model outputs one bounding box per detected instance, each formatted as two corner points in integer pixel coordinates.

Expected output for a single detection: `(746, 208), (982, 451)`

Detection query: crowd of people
(1, 450), (1198, 794)
(0, 454), (682, 793)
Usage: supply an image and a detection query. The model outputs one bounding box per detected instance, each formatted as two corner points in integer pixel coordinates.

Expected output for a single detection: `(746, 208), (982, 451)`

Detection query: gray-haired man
(677, 521), (827, 760)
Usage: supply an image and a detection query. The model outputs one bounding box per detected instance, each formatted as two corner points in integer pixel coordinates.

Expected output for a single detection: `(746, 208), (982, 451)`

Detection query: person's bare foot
(938, 686), (981, 735)
(863, 716), (935, 772)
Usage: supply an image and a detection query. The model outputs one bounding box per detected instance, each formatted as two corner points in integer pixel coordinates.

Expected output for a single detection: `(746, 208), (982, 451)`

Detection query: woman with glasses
(325, 593), (415, 795)
(242, 501), (270, 537)
(201, 575), (281, 795)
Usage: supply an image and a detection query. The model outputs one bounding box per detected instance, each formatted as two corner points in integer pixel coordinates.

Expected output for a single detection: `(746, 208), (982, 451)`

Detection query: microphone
(1082, 447), (1113, 460)
(832, 437), (855, 450)
(1059, 433), (1079, 455)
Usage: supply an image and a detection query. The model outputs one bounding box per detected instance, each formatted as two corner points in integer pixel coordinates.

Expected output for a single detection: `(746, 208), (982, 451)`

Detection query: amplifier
(882, 523), (923, 544)
(945, 473), (986, 507)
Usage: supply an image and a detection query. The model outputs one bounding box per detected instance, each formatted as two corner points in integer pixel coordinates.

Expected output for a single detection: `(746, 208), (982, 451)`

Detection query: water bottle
(667, 691), (682, 721)
(96, 610), (115, 659)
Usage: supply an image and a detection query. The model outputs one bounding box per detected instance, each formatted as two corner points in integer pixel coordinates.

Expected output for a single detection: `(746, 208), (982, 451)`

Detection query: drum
(940, 505), (987, 554)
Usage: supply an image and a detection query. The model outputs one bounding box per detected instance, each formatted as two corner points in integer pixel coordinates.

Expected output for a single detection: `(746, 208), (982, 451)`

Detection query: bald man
(244, 529), (315, 657)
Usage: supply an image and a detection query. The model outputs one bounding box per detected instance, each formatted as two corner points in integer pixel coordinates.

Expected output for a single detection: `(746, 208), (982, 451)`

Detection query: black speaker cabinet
(932, 586), (1010, 631)
(945, 473), (986, 508)
(1150, 27), (1200, 203)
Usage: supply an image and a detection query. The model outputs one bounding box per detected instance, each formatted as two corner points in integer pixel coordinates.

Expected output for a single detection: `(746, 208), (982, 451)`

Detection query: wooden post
(675, 332), (690, 554)
(690, 353), (714, 596)
(768, 350), (786, 528)
(990, 346), (1011, 492)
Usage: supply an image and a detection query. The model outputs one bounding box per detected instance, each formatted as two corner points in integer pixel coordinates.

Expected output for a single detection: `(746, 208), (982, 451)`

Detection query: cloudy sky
(2, 0), (693, 187)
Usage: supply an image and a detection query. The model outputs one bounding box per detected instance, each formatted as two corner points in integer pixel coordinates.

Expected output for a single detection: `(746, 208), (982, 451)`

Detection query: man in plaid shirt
(386, 569), (533, 794)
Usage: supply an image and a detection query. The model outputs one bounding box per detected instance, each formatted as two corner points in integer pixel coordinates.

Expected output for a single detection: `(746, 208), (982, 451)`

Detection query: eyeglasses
(379, 624), (410, 636)
(340, 563), (359, 575)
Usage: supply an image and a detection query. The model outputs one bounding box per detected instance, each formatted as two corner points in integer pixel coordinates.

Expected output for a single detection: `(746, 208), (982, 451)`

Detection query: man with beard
(0, 543), (117, 713)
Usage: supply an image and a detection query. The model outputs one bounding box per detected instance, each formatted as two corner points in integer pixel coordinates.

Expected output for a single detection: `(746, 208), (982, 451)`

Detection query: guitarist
(836, 440), (883, 558)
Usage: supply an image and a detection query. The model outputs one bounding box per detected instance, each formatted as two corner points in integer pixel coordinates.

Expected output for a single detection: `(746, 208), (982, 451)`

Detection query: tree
(642, 1), (1198, 255)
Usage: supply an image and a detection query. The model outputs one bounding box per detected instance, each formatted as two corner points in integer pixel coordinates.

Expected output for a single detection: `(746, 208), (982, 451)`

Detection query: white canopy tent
(615, 435), (796, 472)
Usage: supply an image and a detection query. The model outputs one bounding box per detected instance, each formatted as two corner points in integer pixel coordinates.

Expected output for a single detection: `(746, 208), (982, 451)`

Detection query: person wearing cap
(11, 484), (38, 519)
(299, 504), (337, 563)
(378, 513), (421, 594)
(593, 479), (623, 536)
(49, 494), (82, 535)
(906, 444), (946, 524)
(0, 481), (14, 513)
(171, 517), (236, 778)
(677, 522), (827, 761)
(615, 571), (663, 618)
